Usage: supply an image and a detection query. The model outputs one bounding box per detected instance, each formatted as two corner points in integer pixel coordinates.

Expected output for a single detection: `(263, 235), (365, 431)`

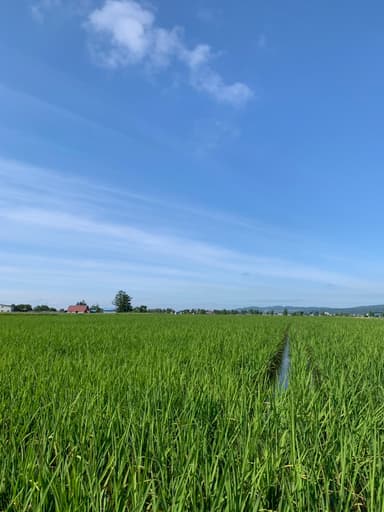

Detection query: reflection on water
(277, 337), (290, 390)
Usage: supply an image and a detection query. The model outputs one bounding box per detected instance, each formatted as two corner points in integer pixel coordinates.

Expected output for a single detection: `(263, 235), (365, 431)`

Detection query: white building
(0, 304), (13, 313)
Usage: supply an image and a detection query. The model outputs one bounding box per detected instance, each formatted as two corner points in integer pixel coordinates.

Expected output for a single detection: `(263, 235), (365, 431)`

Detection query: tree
(90, 304), (104, 313)
(14, 304), (32, 312)
(33, 305), (57, 312)
(76, 300), (87, 306)
(113, 290), (133, 313)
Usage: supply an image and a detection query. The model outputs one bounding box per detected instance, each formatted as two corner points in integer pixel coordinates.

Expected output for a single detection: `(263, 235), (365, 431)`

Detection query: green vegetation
(0, 314), (383, 510)
(113, 290), (133, 313)
(12, 304), (33, 312)
(33, 305), (57, 313)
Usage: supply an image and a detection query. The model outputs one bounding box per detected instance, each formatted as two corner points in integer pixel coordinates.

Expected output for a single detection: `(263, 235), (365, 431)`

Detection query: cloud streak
(0, 158), (362, 281)
(1, 157), (380, 308)
(86, 0), (253, 106)
(31, 0), (61, 21)
(31, 0), (92, 21)
(0, 204), (371, 288)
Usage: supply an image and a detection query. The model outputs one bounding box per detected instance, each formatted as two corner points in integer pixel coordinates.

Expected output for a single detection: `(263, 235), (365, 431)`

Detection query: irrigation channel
(277, 335), (290, 390)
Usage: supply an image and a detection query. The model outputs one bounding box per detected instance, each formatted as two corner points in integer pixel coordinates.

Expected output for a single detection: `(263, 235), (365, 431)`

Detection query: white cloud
(0, 156), (258, 230)
(1, 157), (383, 308)
(87, 0), (253, 106)
(88, 0), (158, 65)
(191, 68), (253, 107)
(0, 204), (372, 290)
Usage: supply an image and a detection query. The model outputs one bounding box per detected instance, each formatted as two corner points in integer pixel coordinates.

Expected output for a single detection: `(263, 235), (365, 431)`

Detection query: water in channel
(277, 336), (290, 390)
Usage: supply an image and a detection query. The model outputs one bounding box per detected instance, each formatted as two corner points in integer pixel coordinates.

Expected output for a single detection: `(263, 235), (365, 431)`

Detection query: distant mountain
(240, 305), (384, 315)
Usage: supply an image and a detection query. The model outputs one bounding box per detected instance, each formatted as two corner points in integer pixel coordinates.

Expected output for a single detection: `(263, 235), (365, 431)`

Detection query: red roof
(67, 305), (89, 313)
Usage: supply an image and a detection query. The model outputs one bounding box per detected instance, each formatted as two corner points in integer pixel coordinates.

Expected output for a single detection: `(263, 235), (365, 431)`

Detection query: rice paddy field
(0, 314), (384, 511)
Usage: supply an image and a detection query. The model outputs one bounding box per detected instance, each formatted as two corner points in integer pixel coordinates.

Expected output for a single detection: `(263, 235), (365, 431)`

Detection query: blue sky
(1, 0), (384, 309)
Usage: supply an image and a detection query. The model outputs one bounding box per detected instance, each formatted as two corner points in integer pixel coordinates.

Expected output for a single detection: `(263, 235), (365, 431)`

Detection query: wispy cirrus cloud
(31, 0), (92, 21)
(86, 0), (253, 106)
(0, 157), (373, 288)
(31, 0), (61, 21)
(196, 7), (222, 25)
(1, 204), (373, 290)
(0, 156), (248, 230)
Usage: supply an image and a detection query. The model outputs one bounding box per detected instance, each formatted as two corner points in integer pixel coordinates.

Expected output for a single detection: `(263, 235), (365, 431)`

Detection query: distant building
(67, 304), (90, 314)
(0, 304), (13, 313)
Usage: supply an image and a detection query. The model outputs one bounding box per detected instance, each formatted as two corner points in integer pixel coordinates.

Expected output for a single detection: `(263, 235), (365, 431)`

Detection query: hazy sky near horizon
(1, 0), (384, 309)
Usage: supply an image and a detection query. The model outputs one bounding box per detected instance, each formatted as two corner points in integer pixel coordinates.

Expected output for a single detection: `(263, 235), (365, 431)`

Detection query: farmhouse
(0, 304), (13, 313)
(67, 304), (90, 314)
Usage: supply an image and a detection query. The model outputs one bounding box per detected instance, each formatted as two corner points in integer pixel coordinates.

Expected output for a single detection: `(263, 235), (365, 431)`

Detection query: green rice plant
(0, 314), (288, 511)
(2, 314), (384, 511)
(285, 318), (384, 511)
